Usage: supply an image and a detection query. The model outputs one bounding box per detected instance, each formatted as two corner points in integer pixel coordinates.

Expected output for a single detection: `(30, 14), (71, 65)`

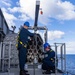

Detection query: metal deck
(0, 68), (62, 75)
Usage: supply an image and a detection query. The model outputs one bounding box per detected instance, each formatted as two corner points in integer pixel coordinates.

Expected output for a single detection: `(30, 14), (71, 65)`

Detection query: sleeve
(27, 30), (34, 37)
(46, 51), (55, 60)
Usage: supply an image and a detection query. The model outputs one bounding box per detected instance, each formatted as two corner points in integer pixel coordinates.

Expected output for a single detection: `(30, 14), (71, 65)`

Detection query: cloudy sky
(0, 0), (75, 54)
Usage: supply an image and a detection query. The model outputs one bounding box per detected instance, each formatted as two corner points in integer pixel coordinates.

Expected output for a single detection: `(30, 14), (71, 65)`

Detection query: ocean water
(58, 54), (75, 75)
(66, 54), (75, 74)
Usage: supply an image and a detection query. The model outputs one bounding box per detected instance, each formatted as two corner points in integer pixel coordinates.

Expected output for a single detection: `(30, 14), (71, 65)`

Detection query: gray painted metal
(34, 0), (40, 30)
(0, 8), (9, 43)
(0, 68), (62, 75)
(0, 8), (9, 35)
(54, 43), (66, 74)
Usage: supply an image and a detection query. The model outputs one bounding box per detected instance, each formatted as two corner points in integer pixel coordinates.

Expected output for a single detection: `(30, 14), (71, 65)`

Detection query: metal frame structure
(0, 42), (12, 72)
(28, 26), (48, 43)
(54, 43), (66, 75)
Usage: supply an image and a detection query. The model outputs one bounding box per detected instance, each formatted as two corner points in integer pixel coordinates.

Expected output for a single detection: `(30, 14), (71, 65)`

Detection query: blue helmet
(24, 21), (30, 27)
(44, 43), (50, 49)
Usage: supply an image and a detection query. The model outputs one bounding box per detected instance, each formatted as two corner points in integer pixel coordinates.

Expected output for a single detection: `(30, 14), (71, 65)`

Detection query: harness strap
(19, 41), (27, 48)
(50, 50), (55, 62)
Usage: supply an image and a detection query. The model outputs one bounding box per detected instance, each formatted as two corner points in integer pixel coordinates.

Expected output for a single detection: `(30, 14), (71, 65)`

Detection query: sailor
(17, 21), (34, 75)
(42, 43), (55, 74)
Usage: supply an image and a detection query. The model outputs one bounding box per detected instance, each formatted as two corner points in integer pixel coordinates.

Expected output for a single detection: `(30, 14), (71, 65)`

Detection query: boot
(20, 70), (29, 75)
(44, 71), (51, 74)
(21, 70), (28, 73)
(24, 70), (28, 72)
(43, 70), (51, 74)
(52, 69), (55, 73)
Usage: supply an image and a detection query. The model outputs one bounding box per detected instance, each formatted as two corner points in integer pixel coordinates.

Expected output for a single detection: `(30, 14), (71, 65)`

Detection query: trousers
(18, 47), (27, 70)
(42, 58), (55, 70)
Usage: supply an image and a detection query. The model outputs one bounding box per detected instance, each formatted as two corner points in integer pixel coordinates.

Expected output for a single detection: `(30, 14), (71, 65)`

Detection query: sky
(0, 0), (75, 54)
